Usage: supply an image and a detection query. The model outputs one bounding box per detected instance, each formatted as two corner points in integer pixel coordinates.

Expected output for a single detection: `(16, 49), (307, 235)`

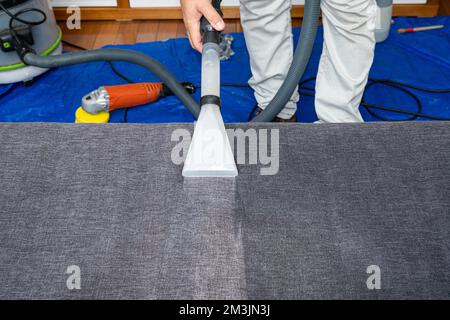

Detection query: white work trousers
(239, 0), (377, 122)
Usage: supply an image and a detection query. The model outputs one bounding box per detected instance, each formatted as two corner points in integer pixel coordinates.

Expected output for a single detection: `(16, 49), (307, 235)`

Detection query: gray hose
(377, 0), (393, 7)
(23, 0), (320, 122)
(251, 0), (321, 122)
(23, 48), (201, 118)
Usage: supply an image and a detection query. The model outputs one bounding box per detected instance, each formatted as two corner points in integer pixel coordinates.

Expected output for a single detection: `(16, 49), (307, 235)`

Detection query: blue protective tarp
(0, 17), (449, 123)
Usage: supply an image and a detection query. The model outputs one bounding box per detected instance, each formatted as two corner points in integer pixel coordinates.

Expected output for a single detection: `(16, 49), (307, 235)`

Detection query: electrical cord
(108, 61), (450, 122)
(7, 8), (447, 122)
(299, 77), (450, 121)
(0, 2), (47, 52)
(4, 1), (446, 122)
(109, 61), (135, 85)
(0, 3), (47, 101)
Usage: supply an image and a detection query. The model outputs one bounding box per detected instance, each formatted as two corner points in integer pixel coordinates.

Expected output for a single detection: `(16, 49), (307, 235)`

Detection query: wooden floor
(440, 0), (450, 15)
(61, 0), (450, 51)
(60, 19), (303, 50)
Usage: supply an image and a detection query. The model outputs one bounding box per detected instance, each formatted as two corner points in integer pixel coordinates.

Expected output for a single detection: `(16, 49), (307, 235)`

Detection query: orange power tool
(81, 82), (195, 115)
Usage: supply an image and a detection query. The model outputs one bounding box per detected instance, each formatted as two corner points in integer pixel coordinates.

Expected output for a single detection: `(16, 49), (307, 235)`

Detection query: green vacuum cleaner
(0, 0), (62, 84)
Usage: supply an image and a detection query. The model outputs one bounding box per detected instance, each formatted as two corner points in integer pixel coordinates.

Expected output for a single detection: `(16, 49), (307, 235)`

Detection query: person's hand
(181, 0), (225, 52)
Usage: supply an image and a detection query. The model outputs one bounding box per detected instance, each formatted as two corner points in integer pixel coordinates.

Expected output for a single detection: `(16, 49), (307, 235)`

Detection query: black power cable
(0, 2), (48, 98)
(106, 61), (450, 122)
(0, 2), (47, 52)
(108, 61), (134, 85)
(3, 3), (448, 123)
(298, 77), (450, 121)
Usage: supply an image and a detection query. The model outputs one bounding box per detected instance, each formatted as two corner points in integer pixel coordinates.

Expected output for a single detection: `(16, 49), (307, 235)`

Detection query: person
(180, 0), (377, 122)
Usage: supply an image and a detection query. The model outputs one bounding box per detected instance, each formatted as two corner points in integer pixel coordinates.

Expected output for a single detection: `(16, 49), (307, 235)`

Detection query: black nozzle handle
(201, 0), (223, 45)
(211, 0), (222, 12)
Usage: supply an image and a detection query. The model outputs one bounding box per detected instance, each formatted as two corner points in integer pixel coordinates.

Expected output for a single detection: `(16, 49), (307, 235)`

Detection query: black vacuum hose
(22, 0), (321, 122)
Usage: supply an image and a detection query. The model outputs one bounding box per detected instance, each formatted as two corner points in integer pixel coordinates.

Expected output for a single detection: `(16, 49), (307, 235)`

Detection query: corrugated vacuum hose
(21, 0), (322, 122)
(22, 48), (201, 119)
(251, 0), (321, 122)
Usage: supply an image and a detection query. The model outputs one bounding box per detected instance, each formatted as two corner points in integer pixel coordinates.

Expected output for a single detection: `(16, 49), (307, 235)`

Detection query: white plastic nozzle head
(182, 104), (238, 178)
